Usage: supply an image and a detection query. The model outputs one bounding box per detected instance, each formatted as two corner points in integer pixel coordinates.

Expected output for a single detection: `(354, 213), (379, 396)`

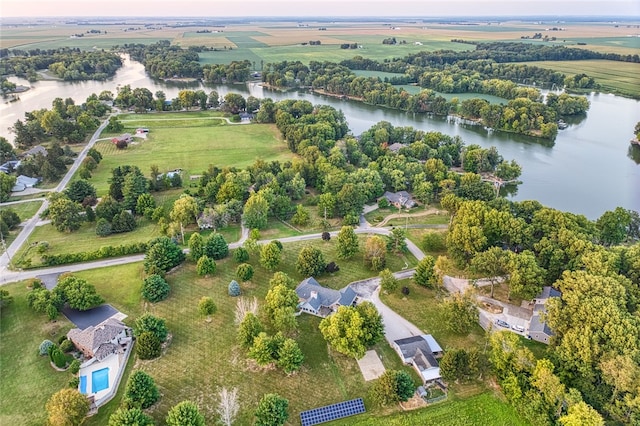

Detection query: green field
(84, 112), (294, 196)
(525, 59), (640, 98)
(0, 201), (43, 253)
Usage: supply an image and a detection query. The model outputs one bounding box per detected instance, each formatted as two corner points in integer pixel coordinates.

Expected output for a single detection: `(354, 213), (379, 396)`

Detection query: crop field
(525, 59), (640, 97)
(83, 113), (294, 196)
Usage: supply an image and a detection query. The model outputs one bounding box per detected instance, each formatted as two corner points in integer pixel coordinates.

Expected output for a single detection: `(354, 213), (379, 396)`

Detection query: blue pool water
(91, 368), (109, 393)
(79, 375), (87, 394)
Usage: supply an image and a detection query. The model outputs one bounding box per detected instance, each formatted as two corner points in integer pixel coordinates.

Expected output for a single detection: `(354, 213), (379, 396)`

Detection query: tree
(277, 338), (304, 374)
(64, 179), (96, 204)
(135, 193), (156, 217)
(255, 393), (289, 426)
(136, 332), (161, 360)
(198, 296), (216, 317)
(48, 195), (83, 232)
(414, 255), (437, 288)
(369, 370), (415, 406)
(441, 292), (478, 334)
(379, 268), (398, 292)
(233, 247), (249, 263)
(242, 192), (269, 229)
(319, 306), (367, 358)
(0, 289), (13, 308)
(236, 263), (254, 282)
(123, 370), (160, 409)
(364, 235), (387, 271)
(0, 173), (16, 202)
(260, 241), (282, 271)
(135, 313), (168, 341)
(558, 401), (605, 426)
(296, 245), (326, 276)
(111, 210), (136, 233)
(46, 388), (89, 426)
(439, 348), (480, 383)
(386, 227), (408, 254)
(204, 232), (229, 260)
(144, 236), (185, 274)
(506, 250), (545, 300)
(597, 207), (632, 246)
(248, 332), (279, 366)
(223, 93), (246, 114)
(216, 387), (239, 426)
(269, 271), (297, 289)
(39, 339), (54, 356)
(237, 312), (263, 348)
(470, 246), (510, 298)
(166, 400), (205, 426)
(336, 226), (359, 260)
(188, 232), (205, 262)
(196, 255), (216, 276)
(95, 218), (112, 236)
(356, 301), (384, 347)
(55, 275), (104, 310)
(170, 195), (199, 243)
(108, 407), (154, 426)
(228, 280), (241, 297)
(141, 274), (170, 303)
(291, 204), (310, 226)
(265, 284), (299, 332)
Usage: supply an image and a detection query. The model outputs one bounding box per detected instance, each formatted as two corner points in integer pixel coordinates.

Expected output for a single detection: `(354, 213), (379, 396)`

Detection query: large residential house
(393, 334), (443, 384)
(382, 191), (417, 209)
(67, 318), (132, 361)
(528, 286), (561, 344)
(295, 277), (357, 317)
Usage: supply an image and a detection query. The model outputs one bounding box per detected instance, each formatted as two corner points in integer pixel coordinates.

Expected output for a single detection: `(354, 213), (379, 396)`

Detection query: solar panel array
(300, 398), (366, 426)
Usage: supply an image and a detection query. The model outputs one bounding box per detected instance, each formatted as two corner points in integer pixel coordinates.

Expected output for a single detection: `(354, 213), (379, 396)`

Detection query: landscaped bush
(141, 274), (170, 303)
(228, 280), (241, 297)
(136, 332), (161, 360)
(68, 377), (80, 389)
(39, 340), (54, 356)
(135, 313), (168, 341)
(236, 263), (254, 282)
(233, 247), (249, 263)
(69, 359), (80, 374)
(60, 339), (75, 353)
(123, 370), (160, 409)
(198, 296), (216, 317)
(321, 232), (331, 241)
(325, 261), (340, 273)
(49, 345), (67, 368)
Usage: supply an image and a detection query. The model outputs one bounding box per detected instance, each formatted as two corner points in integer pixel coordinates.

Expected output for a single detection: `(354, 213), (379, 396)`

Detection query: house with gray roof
(382, 191), (416, 209)
(393, 334), (443, 383)
(528, 286), (561, 344)
(387, 142), (405, 153)
(67, 317), (131, 361)
(11, 175), (40, 192)
(295, 277), (357, 317)
(21, 145), (47, 158)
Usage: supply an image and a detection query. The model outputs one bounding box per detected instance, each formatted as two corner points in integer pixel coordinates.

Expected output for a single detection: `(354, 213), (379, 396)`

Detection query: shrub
(295, 246), (326, 277)
(204, 233), (229, 260)
(228, 280), (241, 297)
(39, 340), (54, 356)
(233, 247), (249, 263)
(136, 332), (161, 360)
(321, 231), (331, 241)
(402, 286), (410, 295)
(50, 346), (67, 368)
(68, 377), (80, 389)
(108, 407), (154, 426)
(255, 393), (289, 426)
(196, 255), (216, 276)
(141, 274), (170, 303)
(166, 400), (205, 426)
(378, 197), (390, 208)
(135, 313), (168, 341)
(236, 263), (254, 282)
(95, 218), (112, 236)
(198, 296), (216, 317)
(69, 359), (81, 374)
(325, 261), (340, 273)
(60, 339), (75, 353)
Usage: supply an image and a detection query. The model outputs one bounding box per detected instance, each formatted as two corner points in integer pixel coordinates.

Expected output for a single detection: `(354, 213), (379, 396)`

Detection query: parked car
(495, 319), (509, 328)
(511, 324), (525, 332)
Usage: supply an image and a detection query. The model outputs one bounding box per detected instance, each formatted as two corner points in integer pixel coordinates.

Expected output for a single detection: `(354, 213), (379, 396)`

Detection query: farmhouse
(67, 317), (131, 361)
(111, 133), (132, 144)
(295, 277), (357, 317)
(382, 191), (417, 209)
(528, 286), (561, 344)
(393, 334), (443, 384)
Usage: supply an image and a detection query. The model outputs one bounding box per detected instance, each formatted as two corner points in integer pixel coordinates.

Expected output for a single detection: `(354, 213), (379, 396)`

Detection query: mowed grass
(525, 59), (640, 98)
(0, 281), (75, 426)
(83, 113), (293, 196)
(0, 200), (44, 253)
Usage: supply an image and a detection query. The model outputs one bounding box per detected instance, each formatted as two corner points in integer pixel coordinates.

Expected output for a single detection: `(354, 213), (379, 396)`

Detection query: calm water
(2, 56), (639, 219)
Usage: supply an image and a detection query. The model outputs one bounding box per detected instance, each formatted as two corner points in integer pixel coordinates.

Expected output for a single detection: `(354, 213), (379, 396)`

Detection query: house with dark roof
(387, 142), (405, 153)
(393, 334), (443, 383)
(295, 277), (357, 317)
(382, 191), (416, 209)
(528, 286), (561, 344)
(111, 133), (132, 144)
(67, 317), (131, 361)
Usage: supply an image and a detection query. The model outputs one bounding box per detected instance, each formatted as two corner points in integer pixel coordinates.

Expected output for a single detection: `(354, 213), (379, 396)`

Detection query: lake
(2, 55), (639, 219)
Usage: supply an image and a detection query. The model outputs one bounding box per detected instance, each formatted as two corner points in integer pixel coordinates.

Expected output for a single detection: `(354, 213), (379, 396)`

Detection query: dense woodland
(0, 48), (122, 81)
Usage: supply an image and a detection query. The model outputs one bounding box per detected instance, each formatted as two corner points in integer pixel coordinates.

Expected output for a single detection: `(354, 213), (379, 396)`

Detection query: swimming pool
(91, 368), (109, 393)
(79, 375), (87, 394)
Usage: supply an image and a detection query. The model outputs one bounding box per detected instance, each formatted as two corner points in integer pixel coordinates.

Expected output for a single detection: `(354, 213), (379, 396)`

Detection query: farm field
(82, 112), (294, 196)
(524, 59), (640, 98)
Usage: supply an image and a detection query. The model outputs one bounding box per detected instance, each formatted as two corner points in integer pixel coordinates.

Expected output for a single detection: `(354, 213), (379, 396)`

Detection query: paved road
(0, 115), (113, 274)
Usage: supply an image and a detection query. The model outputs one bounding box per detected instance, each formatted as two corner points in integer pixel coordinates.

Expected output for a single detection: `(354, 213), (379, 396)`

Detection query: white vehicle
(511, 324), (525, 332)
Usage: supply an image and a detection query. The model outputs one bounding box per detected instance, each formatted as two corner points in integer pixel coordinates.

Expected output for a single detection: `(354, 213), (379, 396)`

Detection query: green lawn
(0, 201), (44, 253)
(83, 115), (293, 196)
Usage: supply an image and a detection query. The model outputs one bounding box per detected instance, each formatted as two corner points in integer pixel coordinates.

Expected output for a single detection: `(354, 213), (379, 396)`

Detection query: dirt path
(375, 208), (447, 227)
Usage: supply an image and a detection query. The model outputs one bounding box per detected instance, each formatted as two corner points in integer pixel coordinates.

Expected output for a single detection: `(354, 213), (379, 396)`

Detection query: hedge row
(41, 242), (149, 266)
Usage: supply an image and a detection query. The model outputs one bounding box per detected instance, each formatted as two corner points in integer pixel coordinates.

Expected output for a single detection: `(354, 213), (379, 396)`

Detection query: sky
(1, 0), (639, 18)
